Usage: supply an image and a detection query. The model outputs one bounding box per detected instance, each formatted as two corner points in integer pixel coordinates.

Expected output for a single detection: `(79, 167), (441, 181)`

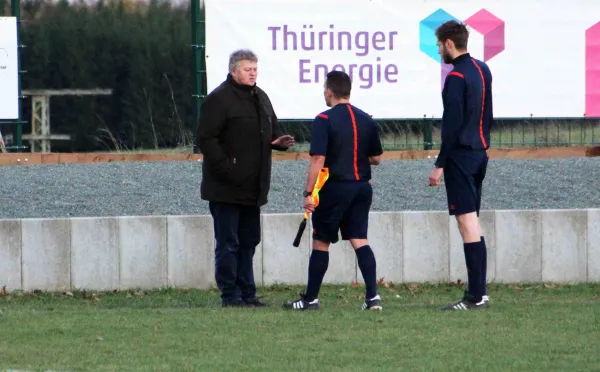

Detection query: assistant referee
(428, 21), (493, 311)
(283, 70), (384, 312)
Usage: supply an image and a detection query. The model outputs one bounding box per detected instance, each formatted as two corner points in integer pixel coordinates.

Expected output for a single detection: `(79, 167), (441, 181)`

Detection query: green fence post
(199, 2), (206, 123)
(191, 0), (200, 153)
(191, 0), (206, 154)
(423, 115), (433, 150)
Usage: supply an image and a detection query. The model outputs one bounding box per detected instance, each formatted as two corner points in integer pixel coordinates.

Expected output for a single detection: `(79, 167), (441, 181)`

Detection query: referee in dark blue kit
(428, 20), (493, 311)
(283, 70), (384, 311)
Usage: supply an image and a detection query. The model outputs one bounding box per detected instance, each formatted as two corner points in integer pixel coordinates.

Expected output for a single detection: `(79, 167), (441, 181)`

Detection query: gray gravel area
(0, 157), (598, 219)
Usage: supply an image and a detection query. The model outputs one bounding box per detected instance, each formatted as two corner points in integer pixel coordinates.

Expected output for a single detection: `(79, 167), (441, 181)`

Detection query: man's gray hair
(229, 49), (258, 71)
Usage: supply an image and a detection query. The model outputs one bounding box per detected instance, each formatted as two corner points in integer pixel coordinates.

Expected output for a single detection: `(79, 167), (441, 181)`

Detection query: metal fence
(278, 117), (600, 152)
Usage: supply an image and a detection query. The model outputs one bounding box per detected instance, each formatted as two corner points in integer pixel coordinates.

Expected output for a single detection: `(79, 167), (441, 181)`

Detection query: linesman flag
(293, 167), (329, 247)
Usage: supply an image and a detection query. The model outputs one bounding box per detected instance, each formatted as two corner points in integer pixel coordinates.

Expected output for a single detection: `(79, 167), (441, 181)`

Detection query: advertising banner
(0, 17), (19, 120)
(205, 0), (600, 119)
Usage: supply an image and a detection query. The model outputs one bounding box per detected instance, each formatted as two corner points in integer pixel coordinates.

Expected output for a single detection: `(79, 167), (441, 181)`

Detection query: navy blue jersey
(435, 53), (493, 168)
(309, 103), (383, 182)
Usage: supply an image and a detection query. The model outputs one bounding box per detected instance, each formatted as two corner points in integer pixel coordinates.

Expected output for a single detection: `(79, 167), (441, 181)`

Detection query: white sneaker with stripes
(361, 294), (383, 311)
(282, 293), (319, 311)
(439, 293), (490, 311)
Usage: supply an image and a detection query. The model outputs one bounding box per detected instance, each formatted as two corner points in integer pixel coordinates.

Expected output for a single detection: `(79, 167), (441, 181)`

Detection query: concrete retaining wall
(1, 209), (599, 292)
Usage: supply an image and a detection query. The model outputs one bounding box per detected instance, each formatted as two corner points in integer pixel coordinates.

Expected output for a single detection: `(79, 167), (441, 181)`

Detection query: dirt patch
(0, 146), (597, 166)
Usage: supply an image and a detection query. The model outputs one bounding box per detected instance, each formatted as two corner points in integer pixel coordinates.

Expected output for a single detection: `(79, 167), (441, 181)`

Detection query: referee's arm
(304, 115), (329, 192)
(368, 120), (384, 165)
(435, 73), (466, 168)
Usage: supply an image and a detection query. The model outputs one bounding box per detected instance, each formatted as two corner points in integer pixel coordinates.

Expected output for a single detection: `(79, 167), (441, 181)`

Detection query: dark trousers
(209, 202), (261, 303)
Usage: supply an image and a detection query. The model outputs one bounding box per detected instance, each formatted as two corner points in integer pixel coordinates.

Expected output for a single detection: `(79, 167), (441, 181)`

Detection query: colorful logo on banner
(586, 22), (600, 117)
(419, 8), (505, 89)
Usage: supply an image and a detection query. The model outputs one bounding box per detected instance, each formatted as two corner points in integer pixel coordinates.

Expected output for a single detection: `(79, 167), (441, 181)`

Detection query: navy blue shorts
(311, 181), (372, 244)
(443, 150), (488, 216)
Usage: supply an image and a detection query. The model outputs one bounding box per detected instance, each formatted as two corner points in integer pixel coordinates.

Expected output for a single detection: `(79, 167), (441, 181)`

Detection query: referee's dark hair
(435, 20), (469, 50)
(325, 70), (352, 99)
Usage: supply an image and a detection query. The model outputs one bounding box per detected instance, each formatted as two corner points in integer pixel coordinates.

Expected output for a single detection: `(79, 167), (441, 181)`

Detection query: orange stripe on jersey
(470, 59), (488, 148)
(346, 104), (360, 180)
(317, 113), (328, 119)
(448, 71), (464, 78)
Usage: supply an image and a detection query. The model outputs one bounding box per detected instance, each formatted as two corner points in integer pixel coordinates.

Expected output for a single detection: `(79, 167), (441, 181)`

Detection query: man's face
(323, 82), (332, 107)
(437, 40), (454, 64)
(231, 60), (257, 86)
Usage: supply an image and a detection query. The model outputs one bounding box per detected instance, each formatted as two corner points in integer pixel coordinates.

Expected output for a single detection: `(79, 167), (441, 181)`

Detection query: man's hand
(0, 138), (6, 153)
(303, 195), (315, 214)
(271, 134), (295, 149)
(428, 167), (443, 186)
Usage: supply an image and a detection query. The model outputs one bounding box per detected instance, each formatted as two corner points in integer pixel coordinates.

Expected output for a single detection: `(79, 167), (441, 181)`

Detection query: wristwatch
(303, 190), (312, 197)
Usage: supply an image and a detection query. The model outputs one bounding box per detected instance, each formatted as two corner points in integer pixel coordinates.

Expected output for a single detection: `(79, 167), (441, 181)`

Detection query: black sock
(355, 245), (378, 299)
(481, 236), (487, 296)
(305, 250), (329, 302)
(464, 241), (484, 302)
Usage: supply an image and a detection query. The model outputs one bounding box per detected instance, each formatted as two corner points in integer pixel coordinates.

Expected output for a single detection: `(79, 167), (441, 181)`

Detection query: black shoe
(244, 297), (269, 307)
(361, 294), (383, 311)
(282, 293), (319, 311)
(439, 293), (489, 311)
(222, 299), (249, 308)
(463, 289), (491, 304)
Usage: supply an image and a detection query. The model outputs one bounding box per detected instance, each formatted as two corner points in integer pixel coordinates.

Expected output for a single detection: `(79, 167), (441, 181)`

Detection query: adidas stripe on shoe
(361, 294), (382, 311)
(282, 293), (319, 311)
(439, 293), (489, 311)
(465, 289), (491, 304)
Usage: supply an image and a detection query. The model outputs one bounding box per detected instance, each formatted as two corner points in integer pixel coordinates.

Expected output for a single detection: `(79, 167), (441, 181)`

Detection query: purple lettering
(337, 31), (351, 50)
(388, 31), (398, 50)
(315, 64), (329, 81)
(299, 59), (311, 82)
(355, 31), (369, 56)
(283, 25), (297, 50)
(359, 64), (373, 88)
(385, 64), (398, 83)
(372, 32), (385, 50)
(268, 26), (281, 50)
(329, 25), (334, 50)
(301, 25), (314, 50)
(348, 64), (358, 79)
(318, 31), (327, 50)
(298, 58), (399, 88)
(269, 25), (399, 54)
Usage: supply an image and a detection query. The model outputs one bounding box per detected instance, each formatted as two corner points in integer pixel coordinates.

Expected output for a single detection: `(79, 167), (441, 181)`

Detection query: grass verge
(1, 282), (599, 371)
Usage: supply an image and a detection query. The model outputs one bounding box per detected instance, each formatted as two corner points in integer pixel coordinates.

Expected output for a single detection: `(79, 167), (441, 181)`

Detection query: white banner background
(0, 17), (19, 120)
(205, 0), (600, 119)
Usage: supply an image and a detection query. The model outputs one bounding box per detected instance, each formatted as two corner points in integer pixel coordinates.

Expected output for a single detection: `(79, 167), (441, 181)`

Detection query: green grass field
(1, 282), (599, 371)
